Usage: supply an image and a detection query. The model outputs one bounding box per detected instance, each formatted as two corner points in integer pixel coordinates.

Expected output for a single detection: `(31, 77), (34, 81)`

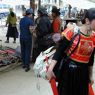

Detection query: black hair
(10, 12), (15, 17)
(26, 12), (31, 16)
(81, 8), (95, 24)
(38, 7), (47, 16)
(52, 6), (60, 16)
(38, 11), (44, 17)
(38, 10), (43, 15)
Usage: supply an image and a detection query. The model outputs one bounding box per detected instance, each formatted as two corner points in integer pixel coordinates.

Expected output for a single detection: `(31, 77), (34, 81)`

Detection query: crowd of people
(5, 6), (95, 95)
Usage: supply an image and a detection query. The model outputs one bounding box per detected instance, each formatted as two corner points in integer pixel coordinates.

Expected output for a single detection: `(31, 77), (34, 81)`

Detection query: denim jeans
(20, 39), (32, 67)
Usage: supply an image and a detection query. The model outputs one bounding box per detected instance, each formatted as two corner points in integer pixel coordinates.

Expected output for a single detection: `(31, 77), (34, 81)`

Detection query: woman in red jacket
(51, 6), (62, 43)
(47, 8), (95, 95)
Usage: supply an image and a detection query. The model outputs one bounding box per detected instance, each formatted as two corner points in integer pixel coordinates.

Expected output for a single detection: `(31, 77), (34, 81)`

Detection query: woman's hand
(29, 26), (36, 33)
(89, 66), (94, 85)
(90, 77), (94, 85)
(46, 68), (55, 80)
(46, 60), (57, 80)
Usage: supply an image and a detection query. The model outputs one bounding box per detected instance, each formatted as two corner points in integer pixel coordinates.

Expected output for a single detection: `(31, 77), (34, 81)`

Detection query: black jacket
(36, 15), (51, 39)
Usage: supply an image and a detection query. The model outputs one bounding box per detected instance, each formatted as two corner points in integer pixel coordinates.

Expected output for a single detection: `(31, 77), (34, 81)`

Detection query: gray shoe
(13, 41), (16, 43)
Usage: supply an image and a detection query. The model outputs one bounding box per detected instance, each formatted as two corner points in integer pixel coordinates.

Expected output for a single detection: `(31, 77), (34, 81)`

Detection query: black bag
(53, 30), (80, 82)
(42, 34), (54, 47)
(43, 33), (61, 46)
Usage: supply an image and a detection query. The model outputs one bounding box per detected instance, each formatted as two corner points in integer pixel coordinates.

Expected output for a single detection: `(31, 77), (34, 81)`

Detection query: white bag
(33, 46), (56, 79)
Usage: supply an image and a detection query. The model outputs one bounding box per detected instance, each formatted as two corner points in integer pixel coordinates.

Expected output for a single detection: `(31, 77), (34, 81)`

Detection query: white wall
(0, 0), (30, 17)
(65, 0), (95, 9)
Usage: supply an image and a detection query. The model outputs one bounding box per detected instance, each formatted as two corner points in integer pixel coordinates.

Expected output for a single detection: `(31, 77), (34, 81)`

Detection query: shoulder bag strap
(68, 29), (80, 57)
(59, 30), (80, 69)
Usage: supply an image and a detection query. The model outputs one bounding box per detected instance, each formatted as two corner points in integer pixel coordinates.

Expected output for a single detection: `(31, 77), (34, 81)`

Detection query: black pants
(7, 37), (16, 41)
(58, 61), (89, 95)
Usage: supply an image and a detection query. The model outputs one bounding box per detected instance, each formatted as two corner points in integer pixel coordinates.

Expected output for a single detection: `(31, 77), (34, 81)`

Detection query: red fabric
(50, 78), (58, 95)
(0, 50), (7, 54)
(92, 32), (95, 47)
(89, 84), (94, 95)
(53, 18), (61, 33)
(6, 49), (15, 54)
(0, 49), (14, 54)
(62, 28), (74, 41)
(62, 28), (95, 63)
(68, 34), (94, 63)
(50, 79), (95, 95)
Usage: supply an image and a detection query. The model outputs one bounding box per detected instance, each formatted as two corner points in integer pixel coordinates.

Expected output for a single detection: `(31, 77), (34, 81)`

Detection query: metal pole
(38, 0), (41, 8)
(30, 0), (35, 60)
(59, 0), (61, 7)
(68, 4), (72, 18)
(30, 0), (35, 9)
(30, 0), (35, 20)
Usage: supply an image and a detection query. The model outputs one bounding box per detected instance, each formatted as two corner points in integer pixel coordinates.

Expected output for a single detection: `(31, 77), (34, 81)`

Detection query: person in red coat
(47, 8), (95, 95)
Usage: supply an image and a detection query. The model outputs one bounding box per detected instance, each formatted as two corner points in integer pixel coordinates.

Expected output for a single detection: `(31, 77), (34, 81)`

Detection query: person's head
(10, 12), (15, 17)
(38, 7), (47, 17)
(52, 6), (60, 18)
(26, 8), (33, 18)
(81, 8), (95, 31)
(9, 8), (13, 12)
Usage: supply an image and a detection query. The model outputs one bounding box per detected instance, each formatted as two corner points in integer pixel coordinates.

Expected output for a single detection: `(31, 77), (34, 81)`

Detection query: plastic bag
(33, 46), (56, 79)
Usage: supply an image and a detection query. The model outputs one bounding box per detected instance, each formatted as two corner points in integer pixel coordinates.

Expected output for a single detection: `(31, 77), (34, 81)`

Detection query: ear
(85, 18), (90, 25)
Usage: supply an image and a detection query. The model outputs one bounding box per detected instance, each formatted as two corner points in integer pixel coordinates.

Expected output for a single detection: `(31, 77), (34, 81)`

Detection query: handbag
(53, 29), (80, 82)
(42, 33), (54, 46)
